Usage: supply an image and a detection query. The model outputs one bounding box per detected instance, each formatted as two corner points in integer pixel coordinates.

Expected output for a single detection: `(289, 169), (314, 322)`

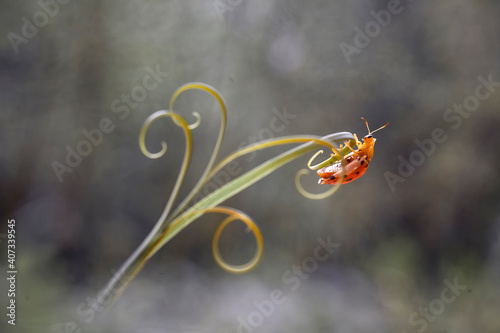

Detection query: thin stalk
(99, 132), (353, 305)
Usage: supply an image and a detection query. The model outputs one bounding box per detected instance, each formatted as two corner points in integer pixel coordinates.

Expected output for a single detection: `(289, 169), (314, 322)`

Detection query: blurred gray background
(1, 0), (500, 332)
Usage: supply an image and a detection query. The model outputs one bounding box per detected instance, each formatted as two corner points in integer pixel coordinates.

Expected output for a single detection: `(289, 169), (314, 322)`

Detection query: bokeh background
(1, 0), (500, 332)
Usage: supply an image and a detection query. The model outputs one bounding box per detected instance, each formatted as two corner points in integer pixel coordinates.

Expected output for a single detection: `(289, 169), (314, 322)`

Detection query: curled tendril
(138, 110), (193, 236)
(139, 110), (192, 160)
(172, 111), (201, 129)
(295, 168), (345, 200)
(307, 139), (357, 171)
(211, 207), (263, 274)
(149, 206), (263, 273)
(307, 150), (327, 170)
(188, 112), (201, 129)
(167, 82), (228, 222)
(295, 139), (356, 199)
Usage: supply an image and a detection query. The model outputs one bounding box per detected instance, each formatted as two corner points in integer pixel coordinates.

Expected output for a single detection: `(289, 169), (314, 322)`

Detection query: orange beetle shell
(317, 118), (388, 185)
(318, 134), (376, 185)
(317, 151), (371, 185)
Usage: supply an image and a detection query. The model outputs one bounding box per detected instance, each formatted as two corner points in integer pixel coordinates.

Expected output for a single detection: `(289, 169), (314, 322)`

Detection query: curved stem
(147, 133), (354, 257)
(98, 111), (192, 307)
(208, 133), (354, 182)
(138, 110), (193, 234)
(100, 132), (354, 307)
(168, 83), (227, 222)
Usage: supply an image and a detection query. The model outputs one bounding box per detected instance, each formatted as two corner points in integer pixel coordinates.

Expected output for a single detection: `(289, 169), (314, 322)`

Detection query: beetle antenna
(371, 121), (389, 134)
(361, 117), (370, 134)
(361, 117), (389, 135)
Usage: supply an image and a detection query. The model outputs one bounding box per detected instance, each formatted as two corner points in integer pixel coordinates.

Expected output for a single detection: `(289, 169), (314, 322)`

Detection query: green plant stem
(99, 132), (353, 307)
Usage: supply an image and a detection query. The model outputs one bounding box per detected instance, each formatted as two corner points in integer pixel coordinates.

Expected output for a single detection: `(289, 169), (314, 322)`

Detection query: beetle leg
(352, 133), (363, 149)
(344, 141), (356, 152)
